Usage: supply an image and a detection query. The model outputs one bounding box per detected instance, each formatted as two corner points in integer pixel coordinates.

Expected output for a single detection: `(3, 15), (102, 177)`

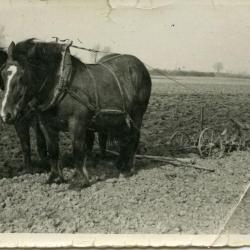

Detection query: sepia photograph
(0, 0), (250, 248)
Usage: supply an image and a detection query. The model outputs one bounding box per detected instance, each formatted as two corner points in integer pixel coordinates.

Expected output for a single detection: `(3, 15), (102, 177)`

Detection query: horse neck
(32, 66), (57, 104)
(71, 58), (96, 97)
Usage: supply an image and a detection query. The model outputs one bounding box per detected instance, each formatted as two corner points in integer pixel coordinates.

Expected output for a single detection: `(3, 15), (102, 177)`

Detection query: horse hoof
(46, 175), (65, 185)
(46, 173), (57, 184)
(81, 180), (90, 188)
(46, 179), (53, 185)
(20, 167), (33, 175)
(45, 177), (54, 184)
(119, 170), (133, 178)
(69, 180), (90, 190)
(54, 177), (66, 184)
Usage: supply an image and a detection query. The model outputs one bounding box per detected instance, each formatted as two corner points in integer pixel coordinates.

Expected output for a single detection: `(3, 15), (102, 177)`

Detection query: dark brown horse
(0, 39), (151, 188)
(1, 48), (106, 173)
(0, 49), (47, 171)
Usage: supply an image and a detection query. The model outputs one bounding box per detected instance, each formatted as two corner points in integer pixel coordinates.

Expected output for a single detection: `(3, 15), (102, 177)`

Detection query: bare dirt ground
(0, 76), (250, 233)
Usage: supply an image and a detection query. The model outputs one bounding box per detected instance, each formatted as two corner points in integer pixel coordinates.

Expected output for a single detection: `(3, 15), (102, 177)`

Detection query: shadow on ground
(0, 147), (183, 184)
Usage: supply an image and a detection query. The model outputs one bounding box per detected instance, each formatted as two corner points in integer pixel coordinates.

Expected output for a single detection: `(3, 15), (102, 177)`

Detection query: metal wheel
(198, 128), (222, 158)
(169, 131), (191, 151)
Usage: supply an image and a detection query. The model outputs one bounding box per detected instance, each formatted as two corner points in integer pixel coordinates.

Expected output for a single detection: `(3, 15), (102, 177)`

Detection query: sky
(0, 0), (250, 73)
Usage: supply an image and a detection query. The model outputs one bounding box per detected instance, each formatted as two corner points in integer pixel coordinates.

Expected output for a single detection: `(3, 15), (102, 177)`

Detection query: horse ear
(8, 41), (15, 58)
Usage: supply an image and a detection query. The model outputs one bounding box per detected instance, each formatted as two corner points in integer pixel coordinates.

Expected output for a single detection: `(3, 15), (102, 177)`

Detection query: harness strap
(85, 66), (99, 110)
(65, 87), (96, 112)
(98, 62), (126, 113)
(38, 41), (73, 112)
(99, 54), (124, 64)
(53, 42), (73, 103)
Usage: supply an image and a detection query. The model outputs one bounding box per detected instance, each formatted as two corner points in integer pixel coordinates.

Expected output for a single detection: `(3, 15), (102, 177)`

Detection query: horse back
(97, 54), (152, 112)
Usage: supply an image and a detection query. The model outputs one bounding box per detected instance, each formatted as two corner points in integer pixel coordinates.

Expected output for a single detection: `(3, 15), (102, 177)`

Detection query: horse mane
(10, 38), (64, 89)
(12, 38), (62, 73)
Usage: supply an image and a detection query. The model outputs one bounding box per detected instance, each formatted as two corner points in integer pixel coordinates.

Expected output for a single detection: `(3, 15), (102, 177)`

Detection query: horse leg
(15, 121), (32, 173)
(125, 129), (140, 174)
(98, 132), (107, 158)
(115, 134), (129, 174)
(70, 122), (90, 189)
(119, 115), (142, 177)
(34, 120), (47, 162)
(39, 122), (64, 184)
(85, 130), (95, 157)
(116, 136), (134, 177)
(47, 131), (64, 184)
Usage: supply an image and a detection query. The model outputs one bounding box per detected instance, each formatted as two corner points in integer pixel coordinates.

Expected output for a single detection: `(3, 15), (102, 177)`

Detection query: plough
(169, 107), (250, 158)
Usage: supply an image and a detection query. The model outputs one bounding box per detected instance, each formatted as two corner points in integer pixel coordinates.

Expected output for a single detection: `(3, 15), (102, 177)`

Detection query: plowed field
(0, 76), (250, 233)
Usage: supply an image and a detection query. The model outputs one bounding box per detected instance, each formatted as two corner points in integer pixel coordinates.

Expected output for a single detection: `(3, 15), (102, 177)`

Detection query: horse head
(0, 39), (62, 124)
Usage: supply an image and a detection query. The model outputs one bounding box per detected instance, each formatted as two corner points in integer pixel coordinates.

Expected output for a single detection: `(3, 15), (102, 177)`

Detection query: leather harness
(33, 41), (130, 127)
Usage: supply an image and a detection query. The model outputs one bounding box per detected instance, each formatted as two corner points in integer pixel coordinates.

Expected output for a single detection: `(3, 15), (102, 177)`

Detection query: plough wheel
(198, 128), (222, 158)
(169, 131), (191, 151)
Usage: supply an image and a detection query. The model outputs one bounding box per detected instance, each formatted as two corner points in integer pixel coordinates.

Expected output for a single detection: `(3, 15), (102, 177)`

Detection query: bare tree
(213, 62), (224, 73)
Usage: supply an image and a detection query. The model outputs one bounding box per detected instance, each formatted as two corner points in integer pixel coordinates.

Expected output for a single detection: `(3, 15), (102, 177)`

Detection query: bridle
(9, 64), (51, 123)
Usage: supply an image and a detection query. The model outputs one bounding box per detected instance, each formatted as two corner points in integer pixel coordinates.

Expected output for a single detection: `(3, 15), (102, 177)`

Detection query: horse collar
(37, 44), (73, 112)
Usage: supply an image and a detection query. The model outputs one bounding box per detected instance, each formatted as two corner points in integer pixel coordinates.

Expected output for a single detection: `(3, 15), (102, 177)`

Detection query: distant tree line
(149, 68), (216, 77)
(216, 72), (250, 79)
(149, 68), (250, 79)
